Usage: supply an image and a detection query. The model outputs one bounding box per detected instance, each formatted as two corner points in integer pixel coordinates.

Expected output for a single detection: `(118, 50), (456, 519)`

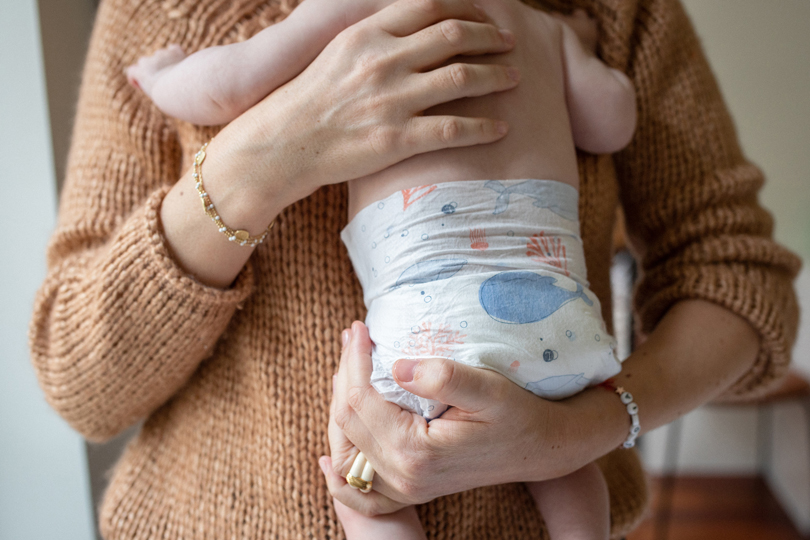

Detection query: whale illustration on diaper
(478, 271), (593, 324)
(390, 258), (467, 291)
(484, 180), (578, 222)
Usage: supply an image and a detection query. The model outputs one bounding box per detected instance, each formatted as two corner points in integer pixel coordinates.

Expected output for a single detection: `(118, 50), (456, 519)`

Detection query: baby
(127, 0), (636, 538)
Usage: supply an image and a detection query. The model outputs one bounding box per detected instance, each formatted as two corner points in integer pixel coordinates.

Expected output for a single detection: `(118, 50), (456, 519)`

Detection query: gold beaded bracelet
(193, 140), (275, 246)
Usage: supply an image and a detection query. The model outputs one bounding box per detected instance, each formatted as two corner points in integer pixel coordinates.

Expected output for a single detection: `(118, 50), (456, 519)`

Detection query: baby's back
(349, 2), (579, 219)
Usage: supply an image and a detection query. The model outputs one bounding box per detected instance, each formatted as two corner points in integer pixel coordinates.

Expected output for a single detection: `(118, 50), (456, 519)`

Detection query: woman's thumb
(393, 357), (496, 413)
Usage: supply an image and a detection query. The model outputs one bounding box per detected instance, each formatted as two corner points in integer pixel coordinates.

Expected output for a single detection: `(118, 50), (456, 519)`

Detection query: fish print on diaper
(390, 259), (467, 291)
(341, 180), (621, 418)
(526, 373), (592, 395)
(485, 179), (579, 221)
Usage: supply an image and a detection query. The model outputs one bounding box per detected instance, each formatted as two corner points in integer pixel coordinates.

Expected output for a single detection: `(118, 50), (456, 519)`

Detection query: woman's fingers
(330, 327), (377, 477)
(401, 19), (514, 69)
(328, 394), (361, 484)
(403, 115), (509, 154)
(318, 456), (406, 517)
(371, 0), (486, 37)
(409, 62), (519, 111)
(257, 0), (521, 190)
(334, 323), (419, 457)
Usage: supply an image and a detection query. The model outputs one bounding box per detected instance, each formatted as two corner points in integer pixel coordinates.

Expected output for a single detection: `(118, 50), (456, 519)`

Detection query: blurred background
(1, 0), (808, 539)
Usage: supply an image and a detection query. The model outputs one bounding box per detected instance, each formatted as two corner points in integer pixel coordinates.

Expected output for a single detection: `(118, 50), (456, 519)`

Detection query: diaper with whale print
(341, 179), (621, 419)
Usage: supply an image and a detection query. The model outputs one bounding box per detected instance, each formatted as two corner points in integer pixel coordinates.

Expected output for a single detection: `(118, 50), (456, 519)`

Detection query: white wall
(640, 1), (810, 534)
(0, 0), (95, 538)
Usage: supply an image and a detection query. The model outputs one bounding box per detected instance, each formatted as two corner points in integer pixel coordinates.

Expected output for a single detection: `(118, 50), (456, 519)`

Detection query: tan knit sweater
(30, 0), (801, 538)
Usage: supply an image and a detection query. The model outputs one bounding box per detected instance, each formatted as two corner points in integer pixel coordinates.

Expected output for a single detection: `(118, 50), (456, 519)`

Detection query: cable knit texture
(29, 0), (800, 538)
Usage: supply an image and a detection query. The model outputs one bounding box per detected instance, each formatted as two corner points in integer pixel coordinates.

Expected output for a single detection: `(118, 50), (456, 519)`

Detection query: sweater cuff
(637, 261), (800, 401)
(142, 186), (254, 304)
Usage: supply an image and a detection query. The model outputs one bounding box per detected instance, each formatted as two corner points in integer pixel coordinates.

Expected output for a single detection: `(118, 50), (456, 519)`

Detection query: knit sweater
(29, 0), (801, 538)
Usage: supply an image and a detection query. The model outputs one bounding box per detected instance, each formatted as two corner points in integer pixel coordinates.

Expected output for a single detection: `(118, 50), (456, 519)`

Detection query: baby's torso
(348, 0), (578, 219)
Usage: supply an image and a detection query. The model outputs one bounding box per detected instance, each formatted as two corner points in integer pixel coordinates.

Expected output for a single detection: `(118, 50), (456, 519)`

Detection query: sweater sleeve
(29, 0), (254, 441)
(612, 0), (801, 401)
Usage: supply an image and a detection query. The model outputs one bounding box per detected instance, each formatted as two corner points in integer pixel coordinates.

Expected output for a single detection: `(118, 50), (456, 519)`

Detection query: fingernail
(507, 67), (520, 82)
(500, 29), (515, 46)
(394, 359), (418, 383)
(497, 121), (509, 136)
(332, 374), (337, 393)
(318, 457), (327, 474)
(342, 329), (350, 349)
(474, 4), (486, 20)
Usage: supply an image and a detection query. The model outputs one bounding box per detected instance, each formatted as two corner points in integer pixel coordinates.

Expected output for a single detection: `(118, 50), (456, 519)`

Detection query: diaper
(341, 179), (620, 419)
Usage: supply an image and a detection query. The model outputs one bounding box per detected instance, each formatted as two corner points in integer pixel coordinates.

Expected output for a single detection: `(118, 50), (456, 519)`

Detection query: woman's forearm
(159, 0), (519, 289)
(159, 124), (302, 288)
(561, 299), (761, 466)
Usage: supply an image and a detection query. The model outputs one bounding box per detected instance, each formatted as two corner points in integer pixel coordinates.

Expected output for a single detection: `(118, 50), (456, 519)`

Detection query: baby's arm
(557, 14), (637, 154)
(127, 0), (388, 125)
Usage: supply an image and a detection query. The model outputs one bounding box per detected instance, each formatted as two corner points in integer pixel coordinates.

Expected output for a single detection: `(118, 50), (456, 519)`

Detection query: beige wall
(683, 0), (810, 261)
(640, 1), (810, 533)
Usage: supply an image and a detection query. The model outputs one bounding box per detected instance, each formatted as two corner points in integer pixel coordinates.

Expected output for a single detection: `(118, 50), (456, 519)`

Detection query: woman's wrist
(544, 299), (762, 474)
(201, 121), (309, 228)
(159, 125), (305, 288)
(491, 383), (628, 485)
(554, 383), (630, 467)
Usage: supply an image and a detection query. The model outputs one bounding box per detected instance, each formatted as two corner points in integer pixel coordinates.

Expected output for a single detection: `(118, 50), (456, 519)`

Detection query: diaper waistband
(341, 179), (585, 306)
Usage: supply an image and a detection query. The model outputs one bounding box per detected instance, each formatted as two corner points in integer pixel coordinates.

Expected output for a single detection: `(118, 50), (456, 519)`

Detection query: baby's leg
(126, 0), (387, 125)
(333, 499), (427, 540)
(527, 461), (610, 540)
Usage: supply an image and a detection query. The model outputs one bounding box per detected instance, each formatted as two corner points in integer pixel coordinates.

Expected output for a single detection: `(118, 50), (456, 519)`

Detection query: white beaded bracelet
(617, 388), (641, 448)
(601, 381), (641, 448)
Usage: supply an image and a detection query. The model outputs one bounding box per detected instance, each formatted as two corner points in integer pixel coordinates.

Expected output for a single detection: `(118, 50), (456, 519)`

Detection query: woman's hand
(231, 0), (519, 206)
(321, 299), (765, 516)
(160, 0), (518, 288)
(320, 321), (598, 516)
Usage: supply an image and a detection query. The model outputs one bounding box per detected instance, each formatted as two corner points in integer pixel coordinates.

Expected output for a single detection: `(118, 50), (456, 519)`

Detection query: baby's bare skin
(348, 2), (635, 218)
(128, 0), (635, 220)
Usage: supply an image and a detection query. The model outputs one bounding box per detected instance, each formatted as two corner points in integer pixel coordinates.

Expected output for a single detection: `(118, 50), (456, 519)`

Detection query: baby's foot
(126, 44), (186, 96)
(333, 499), (427, 540)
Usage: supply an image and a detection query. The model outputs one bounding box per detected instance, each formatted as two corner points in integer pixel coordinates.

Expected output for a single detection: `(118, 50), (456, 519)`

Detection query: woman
(29, 0), (800, 538)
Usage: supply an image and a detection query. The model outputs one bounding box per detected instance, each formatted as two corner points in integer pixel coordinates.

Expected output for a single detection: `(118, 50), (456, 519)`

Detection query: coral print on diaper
(469, 228), (488, 250)
(527, 232), (568, 276)
(401, 185), (437, 211)
(484, 180), (578, 221)
(478, 271), (593, 324)
(401, 322), (467, 357)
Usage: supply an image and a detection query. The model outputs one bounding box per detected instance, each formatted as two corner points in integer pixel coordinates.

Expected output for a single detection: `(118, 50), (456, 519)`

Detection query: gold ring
(346, 473), (372, 493)
(346, 451), (375, 494)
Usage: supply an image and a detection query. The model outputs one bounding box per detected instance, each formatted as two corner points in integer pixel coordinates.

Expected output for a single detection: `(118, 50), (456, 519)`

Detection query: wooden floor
(626, 476), (807, 540)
